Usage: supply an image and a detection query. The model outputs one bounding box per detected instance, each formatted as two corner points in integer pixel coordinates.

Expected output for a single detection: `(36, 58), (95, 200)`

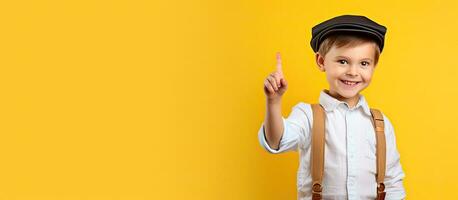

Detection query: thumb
(280, 78), (288, 88)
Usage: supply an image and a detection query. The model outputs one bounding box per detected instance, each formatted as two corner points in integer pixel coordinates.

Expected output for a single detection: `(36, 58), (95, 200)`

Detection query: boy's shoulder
(288, 102), (314, 122)
(291, 101), (313, 112)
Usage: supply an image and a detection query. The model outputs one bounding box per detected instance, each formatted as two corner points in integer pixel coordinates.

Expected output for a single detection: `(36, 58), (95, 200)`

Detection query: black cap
(310, 15), (387, 53)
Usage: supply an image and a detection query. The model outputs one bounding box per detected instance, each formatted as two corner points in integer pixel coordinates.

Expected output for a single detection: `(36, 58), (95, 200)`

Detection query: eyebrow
(335, 56), (373, 62)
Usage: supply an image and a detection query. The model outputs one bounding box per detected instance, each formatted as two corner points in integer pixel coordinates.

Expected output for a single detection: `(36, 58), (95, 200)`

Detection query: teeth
(342, 80), (358, 85)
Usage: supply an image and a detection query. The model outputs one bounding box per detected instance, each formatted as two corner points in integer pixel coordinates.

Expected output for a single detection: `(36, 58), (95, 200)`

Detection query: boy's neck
(324, 89), (360, 109)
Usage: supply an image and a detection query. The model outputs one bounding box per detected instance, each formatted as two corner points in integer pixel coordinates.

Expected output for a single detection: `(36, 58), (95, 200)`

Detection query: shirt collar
(319, 89), (372, 116)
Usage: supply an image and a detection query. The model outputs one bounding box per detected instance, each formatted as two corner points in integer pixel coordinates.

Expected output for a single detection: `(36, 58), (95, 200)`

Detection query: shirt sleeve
(382, 114), (407, 200)
(257, 103), (310, 154)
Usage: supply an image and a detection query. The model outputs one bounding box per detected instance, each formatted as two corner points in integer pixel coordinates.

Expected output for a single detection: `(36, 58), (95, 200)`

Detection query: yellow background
(0, 0), (457, 199)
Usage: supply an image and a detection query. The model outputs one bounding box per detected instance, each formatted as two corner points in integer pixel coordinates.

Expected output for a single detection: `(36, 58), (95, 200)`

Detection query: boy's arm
(263, 100), (284, 150)
(258, 102), (309, 154)
(383, 114), (407, 200)
(260, 52), (290, 152)
(259, 52), (310, 154)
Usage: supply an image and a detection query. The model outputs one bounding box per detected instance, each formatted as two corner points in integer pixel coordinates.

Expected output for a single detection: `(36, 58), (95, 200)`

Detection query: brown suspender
(370, 108), (387, 200)
(311, 104), (325, 199)
(310, 104), (386, 200)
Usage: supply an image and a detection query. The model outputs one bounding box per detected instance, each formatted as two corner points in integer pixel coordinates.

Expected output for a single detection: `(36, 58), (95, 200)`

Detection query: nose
(345, 65), (358, 77)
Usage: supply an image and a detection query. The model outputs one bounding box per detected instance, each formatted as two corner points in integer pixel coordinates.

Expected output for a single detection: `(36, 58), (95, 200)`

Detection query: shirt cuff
(258, 117), (287, 154)
(385, 190), (406, 200)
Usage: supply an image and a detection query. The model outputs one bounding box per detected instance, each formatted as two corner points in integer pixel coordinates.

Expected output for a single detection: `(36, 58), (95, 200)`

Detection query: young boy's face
(315, 42), (377, 102)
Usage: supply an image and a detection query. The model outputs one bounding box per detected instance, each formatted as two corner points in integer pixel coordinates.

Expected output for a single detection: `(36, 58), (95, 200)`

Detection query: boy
(258, 15), (406, 199)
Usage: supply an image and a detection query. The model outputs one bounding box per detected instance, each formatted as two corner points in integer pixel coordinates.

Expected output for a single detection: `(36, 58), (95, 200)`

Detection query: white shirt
(258, 90), (406, 200)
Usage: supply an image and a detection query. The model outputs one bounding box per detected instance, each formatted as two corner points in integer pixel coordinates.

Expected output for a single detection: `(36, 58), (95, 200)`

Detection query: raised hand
(264, 52), (288, 101)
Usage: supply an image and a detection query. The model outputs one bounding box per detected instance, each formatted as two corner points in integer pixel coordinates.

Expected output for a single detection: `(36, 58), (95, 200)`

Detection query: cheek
(325, 70), (341, 81)
(361, 71), (374, 83)
(324, 66), (343, 77)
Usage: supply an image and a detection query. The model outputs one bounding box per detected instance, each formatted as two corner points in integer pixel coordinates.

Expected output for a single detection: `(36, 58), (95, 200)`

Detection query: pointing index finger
(276, 52), (283, 76)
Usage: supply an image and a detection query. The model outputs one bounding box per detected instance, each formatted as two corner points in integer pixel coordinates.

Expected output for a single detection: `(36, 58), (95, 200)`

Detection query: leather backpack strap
(311, 104), (325, 200)
(370, 108), (386, 200)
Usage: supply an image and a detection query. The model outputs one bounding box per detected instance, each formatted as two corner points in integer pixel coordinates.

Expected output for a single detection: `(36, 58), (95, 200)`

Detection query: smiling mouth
(340, 79), (361, 86)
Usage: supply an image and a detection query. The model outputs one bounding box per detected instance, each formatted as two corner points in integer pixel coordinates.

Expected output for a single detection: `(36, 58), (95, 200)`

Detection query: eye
(337, 60), (348, 64)
(361, 61), (370, 66)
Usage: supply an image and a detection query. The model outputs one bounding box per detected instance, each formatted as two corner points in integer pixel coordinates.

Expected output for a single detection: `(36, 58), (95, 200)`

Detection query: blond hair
(317, 32), (381, 65)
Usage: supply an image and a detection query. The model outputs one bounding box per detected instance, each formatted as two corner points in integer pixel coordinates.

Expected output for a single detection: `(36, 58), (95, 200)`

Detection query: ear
(315, 53), (325, 72)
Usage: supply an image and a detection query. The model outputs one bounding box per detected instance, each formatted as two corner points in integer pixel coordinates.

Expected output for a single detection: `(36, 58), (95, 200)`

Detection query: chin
(336, 86), (363, 99)
(340, 91), (359, 99)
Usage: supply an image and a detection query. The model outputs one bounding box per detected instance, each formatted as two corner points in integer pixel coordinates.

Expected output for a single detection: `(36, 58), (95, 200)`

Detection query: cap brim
(312, 24), (385, 53)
